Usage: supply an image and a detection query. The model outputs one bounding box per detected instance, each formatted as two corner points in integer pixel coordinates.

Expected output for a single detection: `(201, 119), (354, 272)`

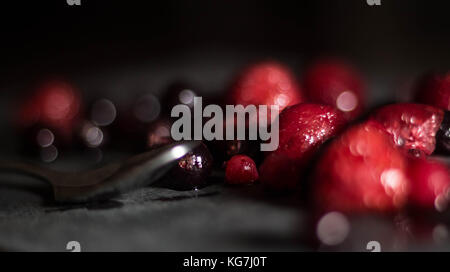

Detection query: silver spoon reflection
(0, 141), (200, 203)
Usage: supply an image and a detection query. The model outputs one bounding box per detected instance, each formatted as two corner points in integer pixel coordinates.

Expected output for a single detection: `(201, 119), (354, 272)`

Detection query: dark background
(0, 0), (449, 251)
(1, 0), (449, 85)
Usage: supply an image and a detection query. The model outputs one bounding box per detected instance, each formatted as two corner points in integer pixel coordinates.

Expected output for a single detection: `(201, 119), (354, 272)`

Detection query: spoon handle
(0, 160), (54, 182)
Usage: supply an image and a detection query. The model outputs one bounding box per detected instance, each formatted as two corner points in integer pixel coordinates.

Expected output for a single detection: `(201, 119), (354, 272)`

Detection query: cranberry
(114, 93), (162, 151)
(208, 139), (261, 167)
(15, 80), (82, 161)
(414, 73), (450, 111)
(259, 103), (346, 191)
(226, 61), (304, 124)
(16, 80), (82, 146)
(313, 121), (410, 213)
(407, 157), (450, 212)
(370, 103), (444, 156)
(303, 59), (365, 120)
(156, 142), (213, 191)
(225, 155), (258, 185)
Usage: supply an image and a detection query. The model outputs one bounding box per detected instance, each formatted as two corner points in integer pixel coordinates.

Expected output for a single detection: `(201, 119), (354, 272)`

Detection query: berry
(156, 142), (213, 191)
(303, 59), (365, 120)
(225, 155), (258, 185)
(414, 73), (450, 111)
(407, 157), (450, 211)
(370, 103), (444, 156)
(313, 121), (410, 213)
(259, 103), (346, 191)
(208, 139), (262, 167)
(16, 80), (82, 145)
(227, 61), (303, 121)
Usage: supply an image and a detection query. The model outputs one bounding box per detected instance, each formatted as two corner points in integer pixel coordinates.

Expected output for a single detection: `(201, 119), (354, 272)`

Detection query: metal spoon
(0, 141), (200, 203)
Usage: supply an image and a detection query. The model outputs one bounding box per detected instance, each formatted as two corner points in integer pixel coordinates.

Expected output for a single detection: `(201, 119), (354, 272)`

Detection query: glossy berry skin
(225, 155), (258, 185)
(303, 59), (365, 120)
(414, 73), (450, 111)
(276, 103), (346, 160)
(227, 61), (303, 117)
(16, 80), (82, 146)
(407, 157), (450, 211)
(370, 103), (444, 156)
(314, 121), (410, 214)
(157, 142), (213, 191)
(208, 139), (262, 168)
(259, 103), (346, 191)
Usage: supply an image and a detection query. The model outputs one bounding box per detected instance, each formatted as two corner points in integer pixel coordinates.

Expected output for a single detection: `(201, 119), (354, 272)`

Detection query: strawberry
(303, 59), (365, 120)
(313, 121), (410, 213)
(259, 103), (346, 191)
(414, 73), (450, 111)
(370, 103), (444, 156)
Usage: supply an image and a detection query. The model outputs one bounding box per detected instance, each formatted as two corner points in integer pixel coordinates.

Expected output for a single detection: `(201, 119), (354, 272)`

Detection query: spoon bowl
(0, 141), (201, 203)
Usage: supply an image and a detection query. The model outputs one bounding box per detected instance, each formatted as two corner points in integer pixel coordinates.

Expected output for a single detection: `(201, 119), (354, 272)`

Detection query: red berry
(227, 61), (303, 119)
(208, 139), (261, 167)
(414, 73), (450, 111)
(259, 103), (346, 191)
(225, 155), (258, 185)
(313, 121), (410, 213)
(370, 103), (444, 156)
(303, 59), (365, 120)
(407, 157), (450, 211)
(16, 80), (82, 146)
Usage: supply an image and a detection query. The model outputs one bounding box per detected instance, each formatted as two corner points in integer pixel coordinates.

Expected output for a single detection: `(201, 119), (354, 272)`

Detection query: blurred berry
(407, 157), (450, 212)
(414, 73), (450, 111)
(303, 59), (365, 120)
(370, 103), (444, 156)
(313, 121), (410, 214)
